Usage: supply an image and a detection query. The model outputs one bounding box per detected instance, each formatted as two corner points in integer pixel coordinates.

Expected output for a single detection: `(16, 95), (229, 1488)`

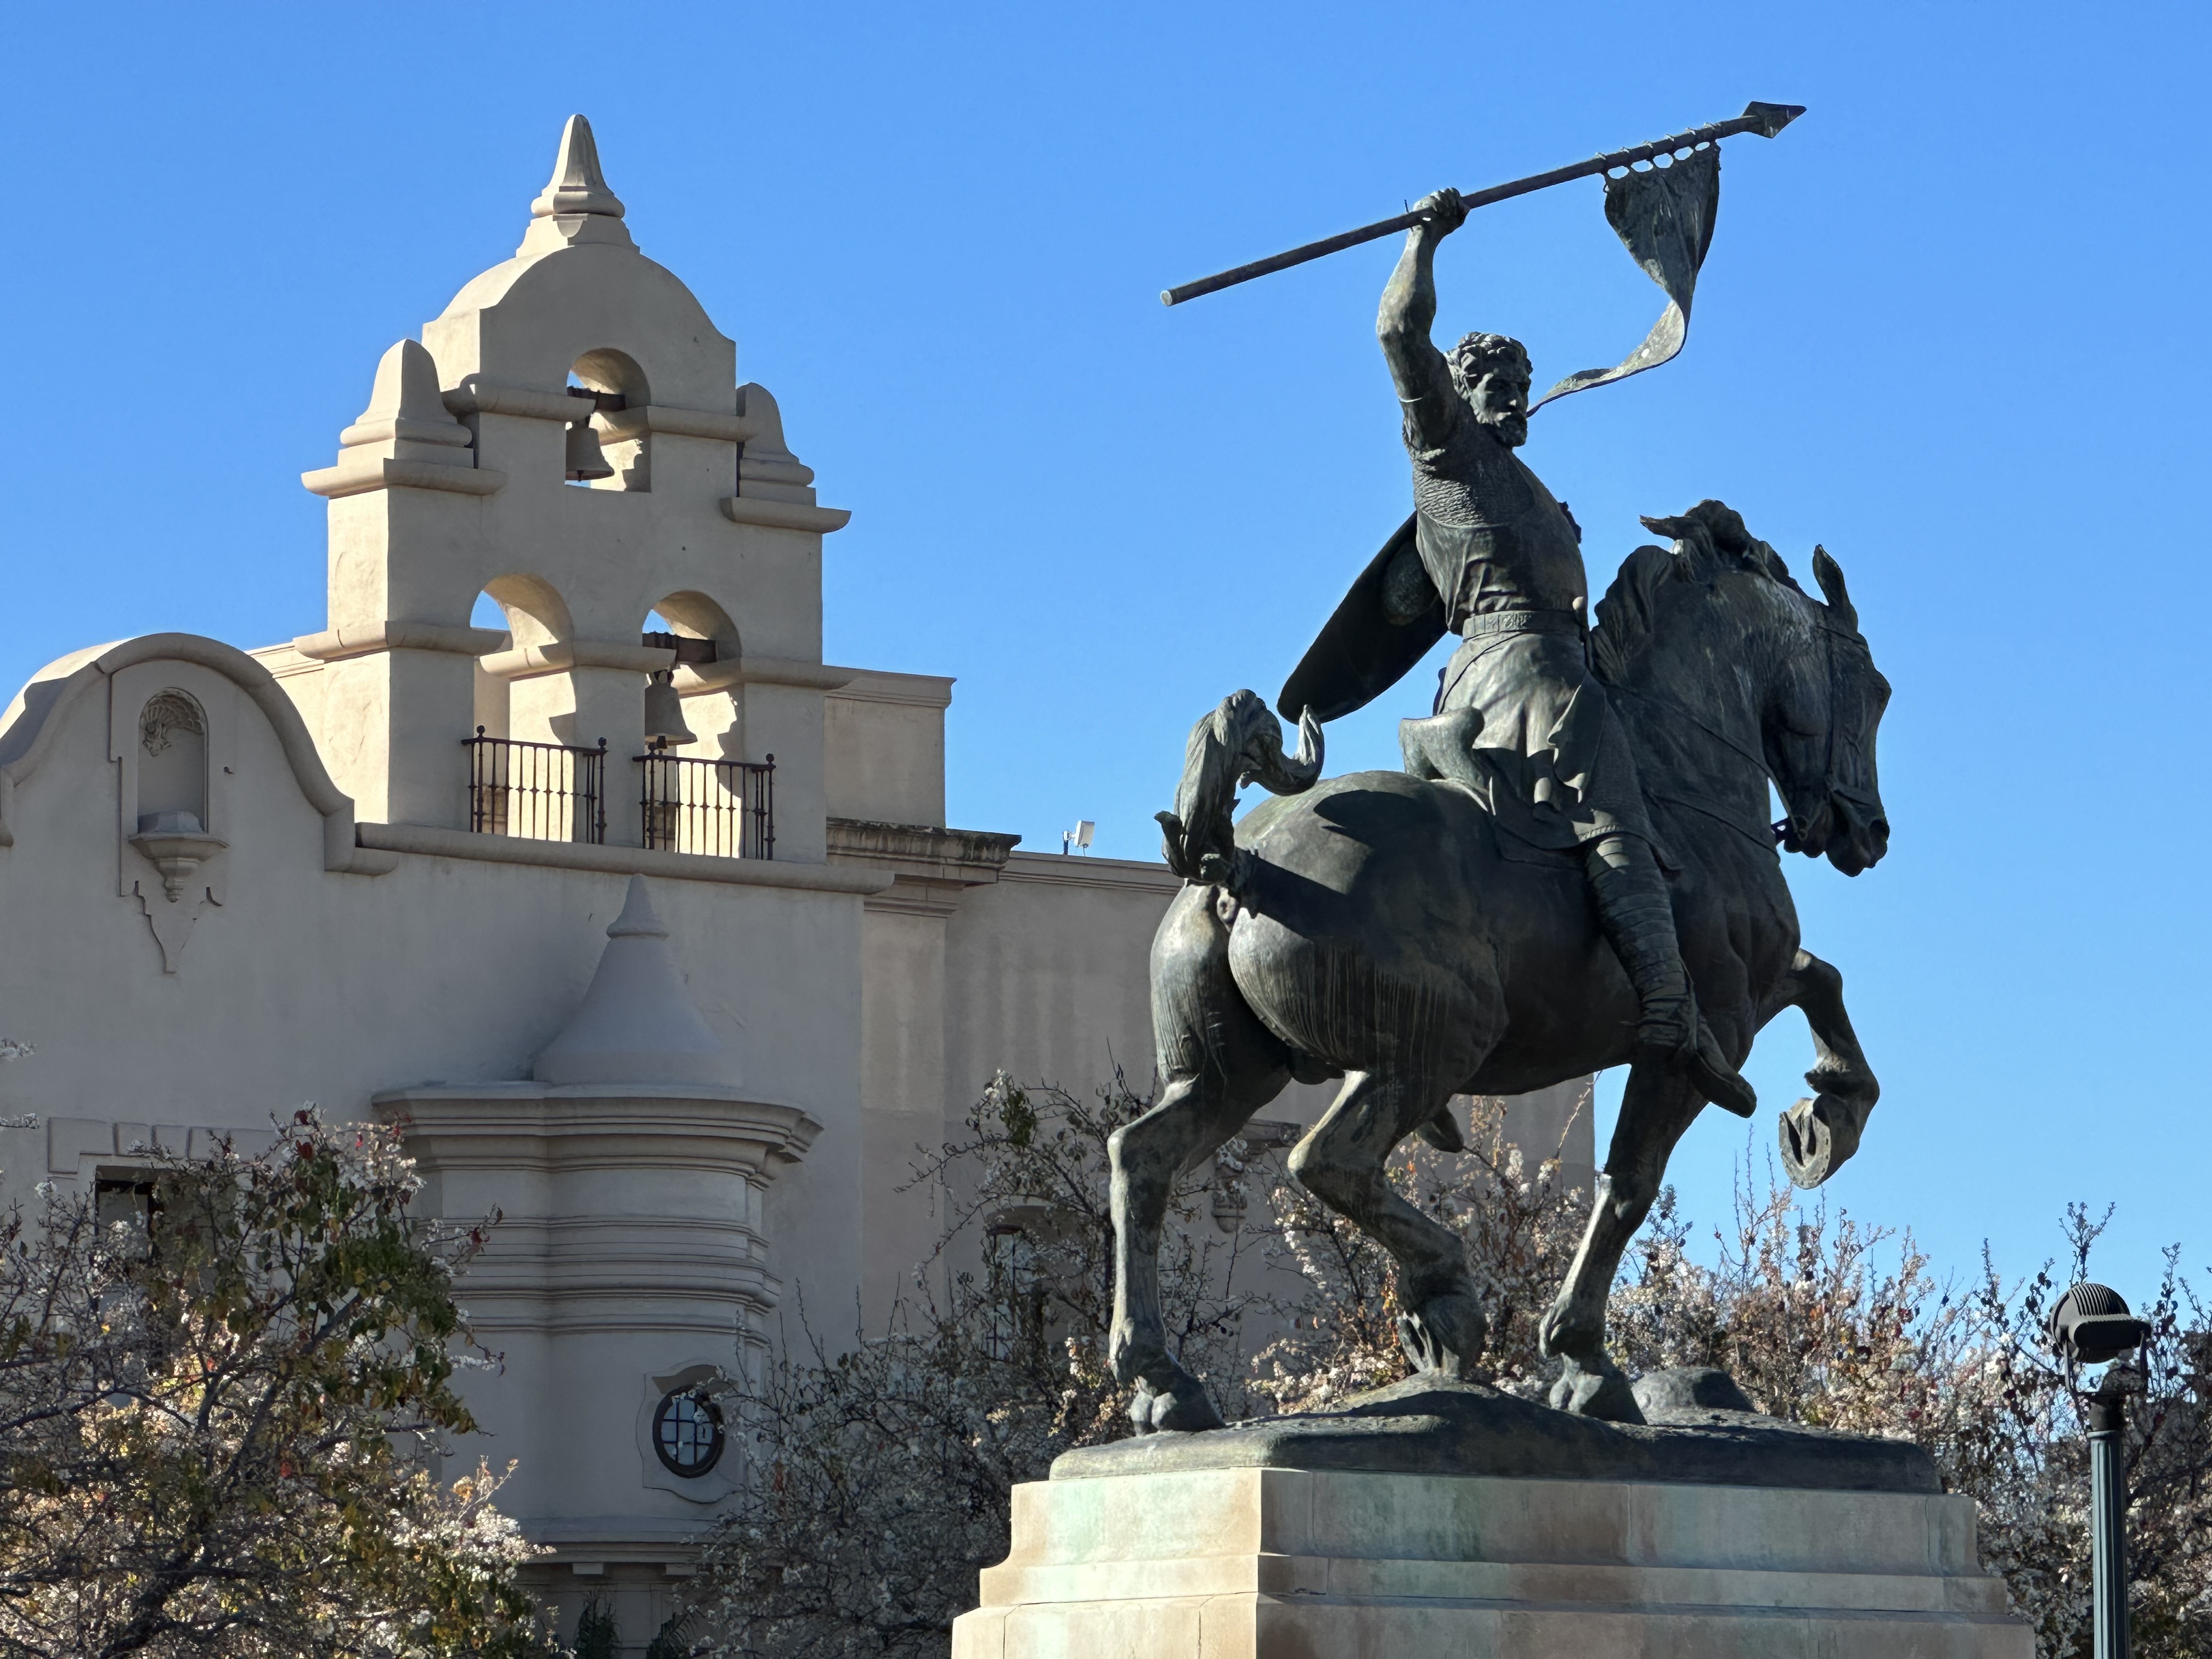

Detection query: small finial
(531, 115), (626, 221)
(606, 872), (668, 939)
(304, 338), (476, 495)
(337, 341), (471, 452)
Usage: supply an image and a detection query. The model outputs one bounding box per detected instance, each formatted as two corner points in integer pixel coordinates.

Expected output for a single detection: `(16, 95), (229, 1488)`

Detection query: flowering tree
(684, 1073), (1275, 1657)
(1609, 1163), (2212, 1658)
(681, 1080), (1587, 1657)
(0, 1109), (558, 1659)
(680, 1076), (2212, 1659)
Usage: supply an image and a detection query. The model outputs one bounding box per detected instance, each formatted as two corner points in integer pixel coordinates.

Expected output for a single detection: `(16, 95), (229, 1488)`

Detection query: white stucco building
(0, 116), (1590, 1645)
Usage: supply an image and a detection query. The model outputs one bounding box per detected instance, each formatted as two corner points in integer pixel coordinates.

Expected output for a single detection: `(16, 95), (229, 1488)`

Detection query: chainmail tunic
(1401, 385), (1654, 849)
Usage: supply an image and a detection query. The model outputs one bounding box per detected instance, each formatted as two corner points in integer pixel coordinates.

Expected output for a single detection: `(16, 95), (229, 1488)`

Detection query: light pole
(2049, 1284), (2150, 1659)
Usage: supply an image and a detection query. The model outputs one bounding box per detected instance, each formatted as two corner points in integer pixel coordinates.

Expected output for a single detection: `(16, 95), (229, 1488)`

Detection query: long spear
(1160, 100), (1805, 307)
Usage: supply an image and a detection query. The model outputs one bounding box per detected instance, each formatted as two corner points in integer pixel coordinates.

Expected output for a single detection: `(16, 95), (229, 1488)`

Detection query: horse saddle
(1400, 707), (1688, 878)
(1398, 707), (1611, 870)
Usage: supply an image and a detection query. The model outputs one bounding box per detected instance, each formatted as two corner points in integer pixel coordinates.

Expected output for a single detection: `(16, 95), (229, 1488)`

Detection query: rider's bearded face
(1464, 361), (1531, 447)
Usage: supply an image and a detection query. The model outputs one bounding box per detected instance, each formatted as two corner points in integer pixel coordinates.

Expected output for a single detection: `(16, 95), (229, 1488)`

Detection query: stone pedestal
(955, 1465), (2030, 1657)
(953, 1378), (2033, 1657)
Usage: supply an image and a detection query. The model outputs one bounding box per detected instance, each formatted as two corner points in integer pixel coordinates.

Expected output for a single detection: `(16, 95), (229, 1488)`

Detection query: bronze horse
(1111, 505), (1891, 1429)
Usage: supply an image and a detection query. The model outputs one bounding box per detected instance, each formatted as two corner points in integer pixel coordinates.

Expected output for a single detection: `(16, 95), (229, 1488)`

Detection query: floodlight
(2049, 1284), (2149, 1369)
(2049, 1282), (2148, 1659)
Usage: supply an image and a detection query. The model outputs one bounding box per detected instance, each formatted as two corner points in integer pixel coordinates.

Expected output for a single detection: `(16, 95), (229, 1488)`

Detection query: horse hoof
(1536, 1300), (1593, 1363)
(1396, 1292), (1487, 1379)
(1108, 1322), (1165, 1390)
(1548, 1354), (1646, 1424)
(1130, 1370), (1226, 1435)
(1779, 1093), (1864, 1190)
(1413, 1105), (1466, 1154)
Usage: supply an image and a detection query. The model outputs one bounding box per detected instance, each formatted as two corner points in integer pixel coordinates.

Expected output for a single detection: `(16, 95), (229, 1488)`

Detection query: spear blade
(1160, 101), (1807, 308)
(1739, 100), (1805, 138)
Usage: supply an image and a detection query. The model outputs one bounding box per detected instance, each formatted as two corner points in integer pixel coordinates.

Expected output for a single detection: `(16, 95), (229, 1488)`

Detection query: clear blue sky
(4, 3), (2206, 1304)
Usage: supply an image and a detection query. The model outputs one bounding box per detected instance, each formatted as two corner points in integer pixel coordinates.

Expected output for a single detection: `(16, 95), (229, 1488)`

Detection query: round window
(652, 1389), (726, 1477)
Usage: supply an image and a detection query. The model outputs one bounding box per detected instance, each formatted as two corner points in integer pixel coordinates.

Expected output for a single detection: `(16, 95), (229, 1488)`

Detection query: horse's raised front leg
(1539, 1060), (1705, 1422)
(1769, 948), (1880, 1189)
(1110, 891), (1289, 1434)
(1288, 1070), (1488, 1379)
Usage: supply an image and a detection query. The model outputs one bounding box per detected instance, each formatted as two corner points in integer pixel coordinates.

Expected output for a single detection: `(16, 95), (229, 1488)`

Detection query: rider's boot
(1583, 835), (1757, 1119)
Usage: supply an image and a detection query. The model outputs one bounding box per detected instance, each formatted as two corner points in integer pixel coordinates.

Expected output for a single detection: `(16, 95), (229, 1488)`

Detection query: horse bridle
(1612, 604), (1869, 849)
(1778, 612), (1875, 849)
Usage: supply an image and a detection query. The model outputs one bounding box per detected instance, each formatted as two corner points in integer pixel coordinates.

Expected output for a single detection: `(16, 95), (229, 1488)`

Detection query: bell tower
(297, 115), (849, 855)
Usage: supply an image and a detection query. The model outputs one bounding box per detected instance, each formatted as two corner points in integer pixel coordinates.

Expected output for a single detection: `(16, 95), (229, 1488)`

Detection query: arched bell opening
(474, 573), (573, 650)
(639, 590), (741, 755)
(641, 591), (740, 668)
(465, 575), (603, 841)
(470, 575), (577, 740)
(565, 348), (650, 492)
(636, 591), (768, 858)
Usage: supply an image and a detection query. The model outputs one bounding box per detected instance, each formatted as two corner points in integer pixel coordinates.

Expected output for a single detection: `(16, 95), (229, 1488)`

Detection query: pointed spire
(532, 876), (742, 1088)
(531, 114), (626, 221)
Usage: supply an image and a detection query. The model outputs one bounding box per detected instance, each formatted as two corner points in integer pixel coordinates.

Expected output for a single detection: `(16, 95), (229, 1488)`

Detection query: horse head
(1768, 548), (1891, 875)
(1616, 501), (1892, 878)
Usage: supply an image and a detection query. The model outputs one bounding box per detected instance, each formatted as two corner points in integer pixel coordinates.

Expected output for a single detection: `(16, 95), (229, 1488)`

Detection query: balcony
(639, 749), (775, 860)
(464, 730), (774, 859)
(465, 730), (606, 844)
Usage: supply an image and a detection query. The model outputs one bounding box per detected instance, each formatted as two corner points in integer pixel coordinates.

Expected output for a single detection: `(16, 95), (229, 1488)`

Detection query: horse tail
(1155, 690), (1322, 888)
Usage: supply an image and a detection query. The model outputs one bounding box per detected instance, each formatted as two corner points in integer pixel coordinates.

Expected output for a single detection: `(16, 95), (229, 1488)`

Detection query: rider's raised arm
(1378, 188), (1469, 441)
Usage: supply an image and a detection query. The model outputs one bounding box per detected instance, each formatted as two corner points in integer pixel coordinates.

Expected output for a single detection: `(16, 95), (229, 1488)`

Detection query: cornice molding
(718, 495), (851, 534)
(478, 637), (675, 681)
(439, 379), (580, 422)
(827, 819), (1020, 885)
(376, 1084), (821, 1170)
(356, 822), (894, 894)
(822, 669), (954, 710)
(292, 620), (511, 662)
(301, 456), (506, 500)
(599, 403), (760, 444)
(999, 849), (1182, 896)
(675, 655), (854, 695)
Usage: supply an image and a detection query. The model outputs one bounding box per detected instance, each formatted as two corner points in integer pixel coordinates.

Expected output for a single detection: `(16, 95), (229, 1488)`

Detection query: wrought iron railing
(465, 729), (607, 844)
(637, 751), (775, 859)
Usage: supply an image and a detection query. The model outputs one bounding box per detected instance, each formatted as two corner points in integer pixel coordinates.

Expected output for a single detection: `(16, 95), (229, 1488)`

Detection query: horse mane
(1590, 499), (1807, 685)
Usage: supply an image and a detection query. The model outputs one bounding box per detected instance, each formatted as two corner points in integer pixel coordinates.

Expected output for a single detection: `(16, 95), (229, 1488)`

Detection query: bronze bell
(643, 669), (697, 748)
(565, 418), (614, 481)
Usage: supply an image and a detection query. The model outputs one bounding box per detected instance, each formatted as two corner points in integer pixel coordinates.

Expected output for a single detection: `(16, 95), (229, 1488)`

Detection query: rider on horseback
(1302, 185), (1754, 1116)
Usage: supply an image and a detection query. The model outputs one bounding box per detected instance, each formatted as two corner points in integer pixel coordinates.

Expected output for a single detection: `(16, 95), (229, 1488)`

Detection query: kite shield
(1278, 514), (1446, 723)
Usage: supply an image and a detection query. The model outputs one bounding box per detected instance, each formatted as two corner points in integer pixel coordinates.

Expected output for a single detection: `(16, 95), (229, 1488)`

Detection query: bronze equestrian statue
(1114, 189), (1892, 1430)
